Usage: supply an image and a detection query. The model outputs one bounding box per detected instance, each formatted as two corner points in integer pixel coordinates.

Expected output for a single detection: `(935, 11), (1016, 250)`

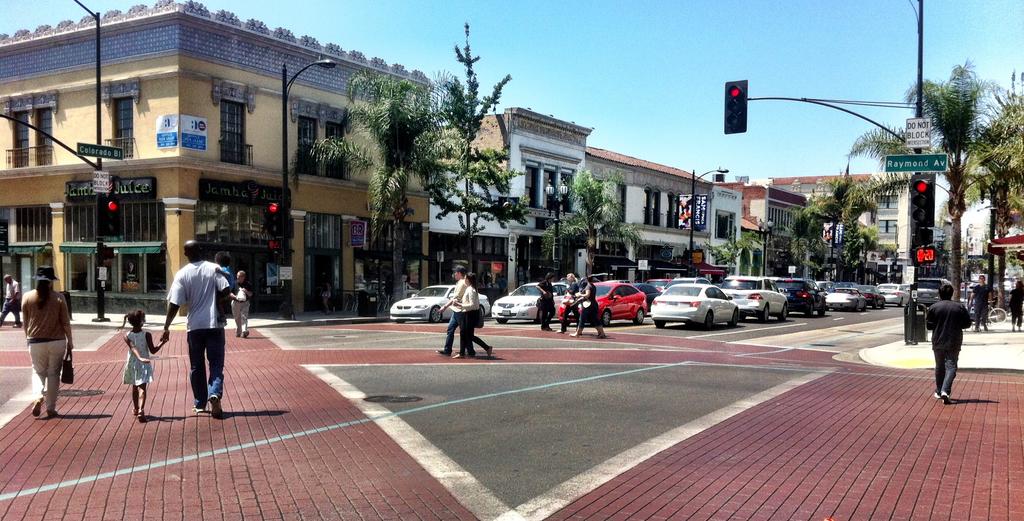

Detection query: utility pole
(906, 0), (924, 344)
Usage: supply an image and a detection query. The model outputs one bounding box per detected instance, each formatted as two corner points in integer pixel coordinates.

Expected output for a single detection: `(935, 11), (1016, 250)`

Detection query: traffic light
(263, 202), (283, 237)
(909, 173), (935, 248)
(97, 195), (122, 239)
(724, 80), (748, 134)
(914, 246), (937, 266)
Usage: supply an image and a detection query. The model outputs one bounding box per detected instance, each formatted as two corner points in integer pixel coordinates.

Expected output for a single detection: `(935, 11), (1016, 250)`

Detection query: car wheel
(759, 305), (770, 323)
(428, 306), (441, 323)
(778, 304), (788, 322)
(395, 320), (406, 324)
(729, 308), (739, 327)
(703, 311), (714, 330)
(633, 308), (646, 325)
(496, 318), (509, 324)
(654, 320), (666, 329)
(806, 306), (815, 318)
(602, 309), (612, 327)
(817, 305), (826, 317)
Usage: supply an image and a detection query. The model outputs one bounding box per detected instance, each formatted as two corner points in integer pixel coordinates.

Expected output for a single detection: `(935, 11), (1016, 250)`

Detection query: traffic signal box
(724, 80), (748, 134)
(263, 202), (284, 253)
(97, 194), (122, 240)
(909, 173), (936, 266)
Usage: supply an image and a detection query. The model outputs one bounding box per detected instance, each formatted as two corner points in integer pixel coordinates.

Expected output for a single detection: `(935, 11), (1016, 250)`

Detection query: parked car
(668, 277), (713, 289)
(815, 281), (836, 294)
(720, 276), (790, 322)
(917, 278), (951, 306)
(492, 282), (568, 324)
(389, 285), (491, 323)
(776, 278), (827, 317)
(556, 282), (648, 327)
(645, 279), (674, 292)
(826, 287), (868, 311)
(857, 285), (886, 309)
(877, 283), (911, 306)
(633, 283), (662, 308)
(650, 283), (739, 330)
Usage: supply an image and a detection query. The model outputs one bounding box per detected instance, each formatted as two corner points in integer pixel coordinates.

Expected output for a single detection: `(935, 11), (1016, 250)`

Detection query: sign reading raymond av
(200, 179), (282, 205)
(66, 177), (156, 201)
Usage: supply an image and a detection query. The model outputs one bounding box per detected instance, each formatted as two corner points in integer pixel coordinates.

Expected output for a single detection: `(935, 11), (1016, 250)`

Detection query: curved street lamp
(688, 168), (728, 277)
(279, 58), (336, 319)
(545, 182), (570, 273)
(759, 219), (775, 276)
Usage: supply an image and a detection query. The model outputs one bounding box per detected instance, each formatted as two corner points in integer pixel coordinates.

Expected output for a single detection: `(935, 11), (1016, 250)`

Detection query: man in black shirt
(926, 283), (973, 404)
(969, 275), (991, 332)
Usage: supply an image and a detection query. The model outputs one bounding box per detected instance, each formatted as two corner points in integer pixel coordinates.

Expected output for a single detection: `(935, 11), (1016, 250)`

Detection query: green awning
(8, 243), (51, 254)
(60, 242), (164, 254)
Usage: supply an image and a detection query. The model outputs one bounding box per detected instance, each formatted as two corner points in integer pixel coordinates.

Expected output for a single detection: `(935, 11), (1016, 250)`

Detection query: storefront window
(146, 253), (166, 293)
(14, 207), (51, 243)
(120, 254), (141, 292)
(195, 202), (264, 246)
(67, 253), (91, 291)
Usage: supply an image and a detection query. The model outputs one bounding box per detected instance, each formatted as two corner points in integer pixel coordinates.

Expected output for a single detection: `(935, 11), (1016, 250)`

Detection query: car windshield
(878, 284), (897, 291)
(918, 280), (942, 290)
(595, 285), (613, 297)
(648, 280), (669, 288)
(836, 288), (858, 295)
(510, 285), (542, 297)
(663, 286), (702, 297)
(858, 286), (876, 292)
(723, 280), (760, 290)
(777, 282), (805, 290)
(415, 287), (449, 298)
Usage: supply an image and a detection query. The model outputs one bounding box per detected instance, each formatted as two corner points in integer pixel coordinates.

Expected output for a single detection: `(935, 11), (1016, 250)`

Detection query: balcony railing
(220, 140), (253, 166)
(295, 145), (348, 180)
(6, 145), (53, 168)
(105, 137), (136, 159)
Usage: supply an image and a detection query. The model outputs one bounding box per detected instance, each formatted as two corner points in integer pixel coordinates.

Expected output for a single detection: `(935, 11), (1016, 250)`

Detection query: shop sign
(181, 115), (207, 151)
(157, 114), (179, 148)
(0, 220), (7, 254)
(65, 177), (156, 201)
(693, 194), (708, 231)
(199, 179), (282, 205)
(350, 219), (367, 248)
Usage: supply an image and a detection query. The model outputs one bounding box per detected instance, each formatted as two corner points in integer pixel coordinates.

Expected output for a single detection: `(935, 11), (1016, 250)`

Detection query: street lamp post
(281, 58), (336, 319)
(688, 168), (728, 277)
(545, 182), (569, 273)
(759, 220), (774, 276)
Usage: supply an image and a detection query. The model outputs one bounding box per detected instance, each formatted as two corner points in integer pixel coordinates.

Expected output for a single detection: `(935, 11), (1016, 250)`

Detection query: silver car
(390, 285), (491, 323)
(877, 283), (911, 306)
(651, 284), (739, 329)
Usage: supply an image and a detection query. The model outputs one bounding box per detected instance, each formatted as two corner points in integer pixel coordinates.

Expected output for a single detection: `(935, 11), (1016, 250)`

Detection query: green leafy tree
(851, 64), (991, 298)
(705, 234), (760, 276)
(782, 206), (828, 279)
(543, 171), (641, 276)
(312, 72), (443, 301)
(431, 23), (527, 267)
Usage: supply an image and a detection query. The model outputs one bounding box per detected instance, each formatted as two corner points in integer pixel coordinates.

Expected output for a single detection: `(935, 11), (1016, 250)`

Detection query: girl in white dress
(121, 310), (165, 422)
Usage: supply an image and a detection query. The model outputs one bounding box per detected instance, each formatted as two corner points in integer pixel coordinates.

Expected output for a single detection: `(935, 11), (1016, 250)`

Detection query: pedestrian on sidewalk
(1010, 280), (1023, 332)
(558, 273), (581, 334)
(120, 309), (166, 422)
(926, 283), (972, 404)
(23, 267), (73, 419)
(1, 274), (22, 328)
(162, 241), (233, 419)
(232, 270), (253, 338)
(437, 266), (468, 356)
(969, 275), (990, 332)
(538, 272), (557, 332)
(453, 272), (492, 358)
(571, 276), (607, 339)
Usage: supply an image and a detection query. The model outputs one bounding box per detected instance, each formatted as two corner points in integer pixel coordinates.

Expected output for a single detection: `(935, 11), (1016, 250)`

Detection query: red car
(557, 282), (649, 327)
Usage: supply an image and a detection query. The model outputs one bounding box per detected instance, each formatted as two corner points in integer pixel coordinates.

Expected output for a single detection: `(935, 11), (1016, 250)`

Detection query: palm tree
(312, 72), (443, 302)
(543, 171), (641, 276)
(850, 64), (990, 299)
(784, 205), (827, 279)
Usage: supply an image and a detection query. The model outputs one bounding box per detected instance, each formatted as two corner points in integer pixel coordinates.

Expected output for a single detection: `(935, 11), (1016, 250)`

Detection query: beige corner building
(0, 2), (431, 314)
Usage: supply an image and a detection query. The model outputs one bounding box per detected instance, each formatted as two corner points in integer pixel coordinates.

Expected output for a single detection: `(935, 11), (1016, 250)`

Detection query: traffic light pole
(906, 0), (924, 345)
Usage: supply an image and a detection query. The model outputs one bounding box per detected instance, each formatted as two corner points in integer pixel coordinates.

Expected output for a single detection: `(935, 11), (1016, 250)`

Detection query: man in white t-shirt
(161, 241), (232, 418)
(1, 274), (22, 328)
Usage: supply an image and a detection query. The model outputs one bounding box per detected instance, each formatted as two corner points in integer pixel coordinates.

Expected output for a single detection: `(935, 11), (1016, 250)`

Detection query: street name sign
(92, 170), (111, 194)
(884, 154), (948, 173)
(905, 117), (931, 148)
(77, 142), (124, 161)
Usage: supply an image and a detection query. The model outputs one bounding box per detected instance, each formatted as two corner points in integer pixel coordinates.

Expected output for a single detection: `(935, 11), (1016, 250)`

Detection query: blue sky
(7, 0), (1022, 180)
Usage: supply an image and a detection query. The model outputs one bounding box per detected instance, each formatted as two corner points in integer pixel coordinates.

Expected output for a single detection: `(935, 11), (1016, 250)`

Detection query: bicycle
(988, 307), (1008, 324)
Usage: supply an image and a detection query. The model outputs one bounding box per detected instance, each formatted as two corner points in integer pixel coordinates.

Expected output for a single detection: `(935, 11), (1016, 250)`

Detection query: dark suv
(916, 278), (951, 306)
(776, 278), (827, 317)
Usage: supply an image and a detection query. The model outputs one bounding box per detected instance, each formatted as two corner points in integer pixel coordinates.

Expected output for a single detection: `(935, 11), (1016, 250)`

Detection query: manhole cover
(364, 395), (422, 403)
(58, 389), (105, 397)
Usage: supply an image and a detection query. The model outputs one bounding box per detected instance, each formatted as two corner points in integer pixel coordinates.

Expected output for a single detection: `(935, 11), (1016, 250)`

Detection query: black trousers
(539, 300), (555, 329)
(459, 310), (489, 355)
(560, 303), (580, 333)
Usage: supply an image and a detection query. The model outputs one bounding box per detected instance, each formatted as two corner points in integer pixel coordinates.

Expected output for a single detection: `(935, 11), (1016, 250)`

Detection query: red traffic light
(729, 86), (742, 98)
(914, 180), (929, 193)
(268, 202), (280, 214)
(106, 200), (119, 212)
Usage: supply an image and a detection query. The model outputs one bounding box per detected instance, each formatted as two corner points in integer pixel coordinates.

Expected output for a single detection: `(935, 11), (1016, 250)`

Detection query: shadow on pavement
(953, 399), (999, 405)
(223, 409), (288, 419)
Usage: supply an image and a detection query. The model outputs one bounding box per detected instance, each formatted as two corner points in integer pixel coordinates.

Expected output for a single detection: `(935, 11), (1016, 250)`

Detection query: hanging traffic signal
(914, 246), (937, 266)
(724, 80), (748, 134)
(909, 173), (935, 248)
(97, 195), (122, 239)
(263, 202), (283, 237)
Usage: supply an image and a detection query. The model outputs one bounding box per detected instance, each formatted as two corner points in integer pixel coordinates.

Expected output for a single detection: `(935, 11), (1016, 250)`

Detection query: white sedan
(492, 283), (568, 323)
(389, 285), (491, 323)
(877, 283), (911, 306)
(826, 288), (868, 312)
(651, 284), (740, 330)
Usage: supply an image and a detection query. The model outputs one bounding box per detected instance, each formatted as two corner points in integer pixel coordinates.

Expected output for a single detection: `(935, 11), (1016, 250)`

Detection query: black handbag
(476, 309), (485, 328)
(60, 351), (74, 385)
